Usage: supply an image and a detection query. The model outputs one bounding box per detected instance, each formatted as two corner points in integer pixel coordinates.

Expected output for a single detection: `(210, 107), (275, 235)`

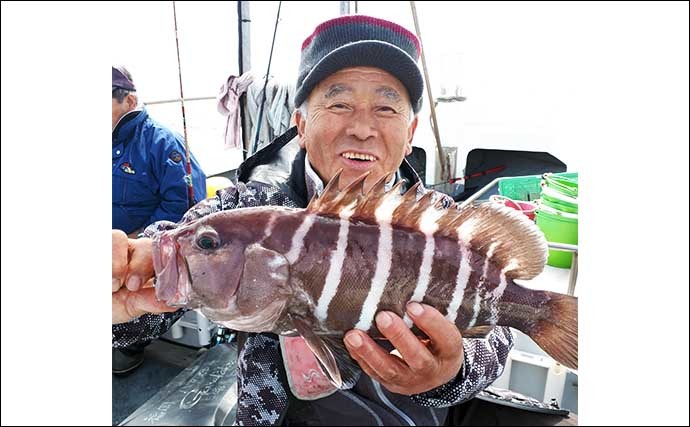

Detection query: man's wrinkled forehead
(322, 84), (403, 102)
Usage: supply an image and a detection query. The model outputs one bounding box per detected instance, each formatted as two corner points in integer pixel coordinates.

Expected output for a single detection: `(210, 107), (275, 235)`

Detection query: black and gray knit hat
(295, 15), (424, 113)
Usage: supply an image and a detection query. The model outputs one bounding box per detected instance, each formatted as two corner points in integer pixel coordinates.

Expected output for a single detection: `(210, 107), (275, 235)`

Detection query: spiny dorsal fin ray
(392, 190), (434, 230)
(307, 171), (547, 280)
(352, 173), (392, 221)
(307, 170), (368, 217)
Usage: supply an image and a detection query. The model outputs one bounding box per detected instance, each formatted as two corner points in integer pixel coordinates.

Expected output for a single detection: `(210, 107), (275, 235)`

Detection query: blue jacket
(112, 108), (206, 234)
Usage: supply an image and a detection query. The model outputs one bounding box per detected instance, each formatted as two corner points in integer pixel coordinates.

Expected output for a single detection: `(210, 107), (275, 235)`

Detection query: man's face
(112, 93), (136, 130)
(296, 67), (418, 192)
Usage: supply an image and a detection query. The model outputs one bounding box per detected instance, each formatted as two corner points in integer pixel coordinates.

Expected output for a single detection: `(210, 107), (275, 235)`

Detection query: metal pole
(238, 1), (252, 157)
(410, 1), (446, 182)
(567, 251), (578, 296)
(145, 96), (215, 105)
(340, 1), (350, 15)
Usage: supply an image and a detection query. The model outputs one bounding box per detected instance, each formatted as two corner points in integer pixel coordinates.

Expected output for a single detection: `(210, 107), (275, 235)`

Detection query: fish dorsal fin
(443, 203), (548, 279)
(308, 171), (547, 279)
(352, 177), (404, 221)
(306, 170), (369, 218)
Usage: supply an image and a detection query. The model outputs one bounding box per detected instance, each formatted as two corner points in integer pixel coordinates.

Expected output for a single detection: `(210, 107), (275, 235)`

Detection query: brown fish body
(153, 172), (578, 372)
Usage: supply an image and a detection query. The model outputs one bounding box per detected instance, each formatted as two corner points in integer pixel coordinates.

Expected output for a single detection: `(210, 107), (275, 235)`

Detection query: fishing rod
(172, 1), (195, 209)
(427, 165), (507, 188)
(251, 1), (282, 155)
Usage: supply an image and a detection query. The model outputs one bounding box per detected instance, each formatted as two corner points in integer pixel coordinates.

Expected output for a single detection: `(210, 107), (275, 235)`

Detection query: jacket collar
(112, 108), (146, 146)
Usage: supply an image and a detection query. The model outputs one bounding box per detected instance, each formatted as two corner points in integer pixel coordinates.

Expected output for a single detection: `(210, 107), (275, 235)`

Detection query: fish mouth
(153, 232), (192, 307)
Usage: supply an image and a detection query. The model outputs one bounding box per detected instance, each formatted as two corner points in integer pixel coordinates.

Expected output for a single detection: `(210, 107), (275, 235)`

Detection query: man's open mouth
(341, 151), (377, 162)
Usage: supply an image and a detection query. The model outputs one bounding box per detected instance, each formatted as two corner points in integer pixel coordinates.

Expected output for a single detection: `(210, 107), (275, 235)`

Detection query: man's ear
(295, 108), (307, 149)
(126, 93), (138, 111)
(405, 116), (419, 156)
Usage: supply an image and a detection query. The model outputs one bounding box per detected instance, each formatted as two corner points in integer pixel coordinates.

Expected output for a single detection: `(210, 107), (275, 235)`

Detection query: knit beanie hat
(295, 15), (424, 113)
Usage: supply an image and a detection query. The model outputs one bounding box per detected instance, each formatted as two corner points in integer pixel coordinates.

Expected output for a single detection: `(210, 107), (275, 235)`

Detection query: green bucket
(535, 208), (578, 268)
(543, 175), (579, 198)
(541, 187), (579, 214)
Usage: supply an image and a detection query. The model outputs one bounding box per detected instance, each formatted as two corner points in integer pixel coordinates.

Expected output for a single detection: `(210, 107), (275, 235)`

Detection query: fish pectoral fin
(462, 325), (495, 338)
(290, 315), (341, 388)
(289, 315), (362, 390)
(320, 334), (362, 390)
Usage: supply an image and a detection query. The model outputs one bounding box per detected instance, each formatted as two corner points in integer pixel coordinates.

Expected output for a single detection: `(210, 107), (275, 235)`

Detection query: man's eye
(330, 103), (349, 110)
(378, 106), (397, 113)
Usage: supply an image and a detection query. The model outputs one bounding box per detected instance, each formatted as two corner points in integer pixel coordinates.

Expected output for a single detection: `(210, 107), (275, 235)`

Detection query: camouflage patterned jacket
(113, 127), (513, 426)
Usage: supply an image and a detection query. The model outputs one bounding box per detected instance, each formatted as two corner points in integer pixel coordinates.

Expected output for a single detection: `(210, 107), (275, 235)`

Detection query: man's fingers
(375, 311), (435, 372)
(112, 287), (177, 324)
(125, 237), (155, 291)
(344, 330), (406, 383)
(112, 230), (129, 290)
(127, 287), (178, 315)
(406, 302), (463, 359)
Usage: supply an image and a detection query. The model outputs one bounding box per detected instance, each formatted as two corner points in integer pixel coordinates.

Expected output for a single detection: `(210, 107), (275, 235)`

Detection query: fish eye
(196, 233), (220, 250)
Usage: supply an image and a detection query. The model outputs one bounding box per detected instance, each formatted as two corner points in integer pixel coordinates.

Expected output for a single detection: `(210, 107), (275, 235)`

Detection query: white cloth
(216, 72), (254, 149)
(246, 76), (296, 152)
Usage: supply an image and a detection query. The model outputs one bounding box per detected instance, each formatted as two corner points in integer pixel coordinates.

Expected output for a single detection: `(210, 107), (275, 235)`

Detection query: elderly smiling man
(112, 15), (512, 426)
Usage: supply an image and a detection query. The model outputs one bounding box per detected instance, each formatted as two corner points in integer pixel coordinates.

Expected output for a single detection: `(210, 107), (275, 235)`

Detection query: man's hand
(112, 230), (177, 324)
(344, 302), (464, 395)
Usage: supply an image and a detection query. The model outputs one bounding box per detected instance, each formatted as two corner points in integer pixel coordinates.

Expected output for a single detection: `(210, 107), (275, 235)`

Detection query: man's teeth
(342, 152), (376, 161)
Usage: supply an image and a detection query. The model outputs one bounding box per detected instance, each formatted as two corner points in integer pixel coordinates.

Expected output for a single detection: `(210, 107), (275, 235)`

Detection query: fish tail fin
(529, 291), (578, 370)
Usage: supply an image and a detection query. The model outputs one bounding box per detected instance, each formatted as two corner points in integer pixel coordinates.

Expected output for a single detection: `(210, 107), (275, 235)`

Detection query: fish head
(152, 209), (293, 332)
(153, 219), (247, 312)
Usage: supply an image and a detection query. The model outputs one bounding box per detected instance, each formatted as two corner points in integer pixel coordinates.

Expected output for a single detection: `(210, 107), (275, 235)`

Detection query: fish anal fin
(462, 325), (495, 338)
(527, 291), (578, 370)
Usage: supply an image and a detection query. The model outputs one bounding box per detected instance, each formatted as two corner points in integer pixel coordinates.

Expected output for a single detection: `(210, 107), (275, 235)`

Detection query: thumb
(112, 287), (178, 324)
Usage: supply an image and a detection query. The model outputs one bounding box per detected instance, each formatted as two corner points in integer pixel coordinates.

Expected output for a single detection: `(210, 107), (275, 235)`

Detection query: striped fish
(153, 171), (578, 388)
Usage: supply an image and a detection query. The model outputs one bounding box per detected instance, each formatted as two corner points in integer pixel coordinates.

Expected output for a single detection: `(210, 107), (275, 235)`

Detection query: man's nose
(345, 109), (379, 140)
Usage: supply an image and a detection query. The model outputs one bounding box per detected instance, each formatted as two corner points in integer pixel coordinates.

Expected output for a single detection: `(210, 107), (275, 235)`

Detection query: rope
(172, 1), (195, 209)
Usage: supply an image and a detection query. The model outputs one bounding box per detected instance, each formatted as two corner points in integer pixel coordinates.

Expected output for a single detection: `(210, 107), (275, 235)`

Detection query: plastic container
(540, 188), (579, 214)
(489, 195), (537, 220)
(542, 175), (578, 198)
(535, 208), (578, 268)
(499, 172), (578, 201)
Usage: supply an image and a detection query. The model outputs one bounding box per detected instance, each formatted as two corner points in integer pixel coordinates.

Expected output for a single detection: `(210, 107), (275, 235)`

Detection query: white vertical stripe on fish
(445, 245), (472, 324)
(467, 291), (482, 328)
(487, 272), (507, 325)
(489, 260), (517, 300)
(355, 191), (402, 331)
(261, 212), (278, 243)
(487, 260), (519, 324)
(285, 213), (316, 264)
(403, 206), (443, 327)
(466, 242), (495, 328)
(315, 203), (356, 322)
(457, 218), (477, 245)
